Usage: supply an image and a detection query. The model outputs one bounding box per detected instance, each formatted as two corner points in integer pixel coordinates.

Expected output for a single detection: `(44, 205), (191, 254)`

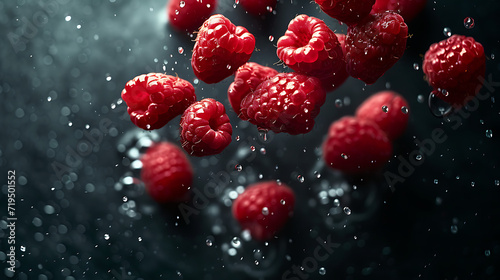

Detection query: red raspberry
(121, 73), (196, 130)
(140, 142), (193, 203)
(167, 0), (217, 32)
(232, 181), (295, 241)
(422, 35), (486, 107)
(336, 33), (347, 57)
(191, 14), (256, 84)
(371, 0), (427, 22)
(180, 98), (233, 156)
(355, 91), (409, 140)
(277, 15), (348, 92)
(239, 0), (277, 16)
(345, 12), (408, 85)
(227, 62), (278, 117)
(315, 0), (376, 26)
(322, 116), (392, 174)
(240, 72), (326, 135)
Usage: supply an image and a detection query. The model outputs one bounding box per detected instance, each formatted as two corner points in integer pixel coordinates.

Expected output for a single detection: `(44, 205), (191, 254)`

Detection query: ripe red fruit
(345, 11), (408, 84)
(167, 0), (217, 32)
(191, 14), (256, 84)
(227, 62), (278, 116)
(232, 181), (295, 241)
(140, 142), (193, 203)
(423, 35), (486, 107)
(239, 0), (277, 16)
(180, 98), (233, 156)
(322, 116), (392, 174)
(336, 33), (347, 57)
(315, 0), (376, 26)
(240, 72), (326, 135)
(356, 91), (409, 140)
(371, 0), (427, 22)
(277, 14), (348, 92)
(121, 73), (196, 130)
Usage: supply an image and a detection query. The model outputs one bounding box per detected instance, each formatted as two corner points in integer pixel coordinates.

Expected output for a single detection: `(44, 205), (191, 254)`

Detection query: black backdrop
(1, 0), (500, 279)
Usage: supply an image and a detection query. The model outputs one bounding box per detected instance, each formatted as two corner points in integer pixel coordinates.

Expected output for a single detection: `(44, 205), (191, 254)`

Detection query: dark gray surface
(1, 0), (500, 279)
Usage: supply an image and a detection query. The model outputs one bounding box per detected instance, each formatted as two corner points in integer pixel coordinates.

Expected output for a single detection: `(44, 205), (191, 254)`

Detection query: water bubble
(20, 246), (26, 252)
(333, 199), (340, 207)
(68, 122), (73, 127)
(235, 164), (243, 172)
(443, 27), (452, 37)
(280, 199), (286, 205)
(471, 181), (475, 187)
(401, 106), (409, 114)
(319, 267), (326, 275)
(206, 4), (211, 8)
(491, 53), (495, 60)
(122, 196), (128, 202)
(495, 180), (499, 186)
(485, 250), (491, 256)
(138, 237), (142, 242)
(104, 234), (110, 240)
(434, 179), (439, 184)
(226, 64), (232, 70)
(450, 225), (458, 234)
(250, 146), (256, 152)
(343, 207), (351, 215)
(463, 17), (475, 29)
(428, 92), (453, 117)
(417, 95), (425, 103)
(175, 9), (179, 15)
(65, 15), (71, 21)
(266, 6), (273, 12)
(269, 35), (274, 42)
(413, 63), (420, 70)
(341, 153), (348, 160)
(179, 1), (185, 8)
(297, 175), (305, 183)
(262, 207), (269, 215)
(47, 96), (52, 102)
(206, 238), (213, 247)
(236, 136), (240, 141)
(382, 105), (389, 113)
(178, 47), (184, 54)
(314, 171), (321, 179)
(416, 154), (423, 161)
(486, 130), (493, 138)
(335, 99), (343, 108)
(231, 237), (241, 248)
(260, 147), (266, 154)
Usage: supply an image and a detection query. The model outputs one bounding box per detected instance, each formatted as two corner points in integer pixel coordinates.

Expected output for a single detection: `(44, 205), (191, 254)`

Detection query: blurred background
(1, 0), (500, 279)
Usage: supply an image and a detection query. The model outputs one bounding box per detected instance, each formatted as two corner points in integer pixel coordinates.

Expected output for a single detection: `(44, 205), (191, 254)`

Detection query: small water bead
(495, 180), (499, 186)
(47, 96), (52, 102)
(450, 225), (458, 234)
(266, 6), (273, 12)
(382, 105), (389, 113)
(335, 99), (343, 108)
(333, 199), (340, 207)
(280, 199), (286, 205)
(250, 146), (256, 152)
(443, 27), (452, 37)
(231, 237), (241, 248)
(269, 35), (274, 42)
(178, 47), (184, 54)
(260, 147), (266, 154)
(319, 267), (326, 275)
(413, 63), (420, 70)
(297, 175), (305, 183)
(122, 196), (128, 202)
(428, 92), (453, 117)
(343, 207), (351, 215)
(104, 234), (110, 240)
(236, 136), (240, 141)
(206, 238), (213, 247)
(434, 179), (439, 184)
(401, 106), (409, 114)
(262, 207), (269, 215)
(179, 1), (185, 8)
(416, 154), (423, 161)
(485, 250), (491, 257)
(340, 153), (348, 160)
(65, 15), (72, 21)
(486, 130), (493, 138)
(235, 164), (243, 172)
(314, 171), (321, 179)
(138, 237), (142, 242)
(417, 95), (425, 103)
(463, 17), (475, 29)
(471, 181), (476, 187)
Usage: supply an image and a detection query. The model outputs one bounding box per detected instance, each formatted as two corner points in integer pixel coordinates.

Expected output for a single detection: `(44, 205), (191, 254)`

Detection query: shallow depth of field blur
(1, 0), (500, 279)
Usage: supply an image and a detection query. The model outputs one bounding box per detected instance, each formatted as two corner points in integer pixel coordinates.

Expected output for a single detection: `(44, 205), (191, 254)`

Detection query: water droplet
(206, 238), (213, 247)
(319, 267), (326, 275)
(235, 0), (239, 4)
(428, 92), (453, 117)
(104, 234), (110, 240)
(314, 171), (321, 179)
(231, 237), (241, 248)
(471, 181), (475, 187)
(47, 96), (52, 102)
(65, 15), (72, 21)
(463, 17), (475, 29)
(122, 196), (128, 202)
(382, 105), (389, 113)
(417, 95), (425, 103)
(485, 250), (491, 256)
(434, 179), (439, 184)
(495, 180), (499, 186)
(486, 129), (493, 138)
(193, 78), (199, 85)
(85, 124), (90, 129)
(280, 199), (286, 205)
(255, 260), (260, 265)
(401, 106), (409, 114)
(341, 153), (348, 160)
(138, 236), (142, 242)
(335, 99), (343, 108)
(235, 135), (240, 141)
(175, 9), (179, 15)
(68, 122), (73, 127)
(450, 225), (458, 234)
(146, 124), (151, 129)
(297, 175), (305, 183)
(235, 164), (243, 172)
(413, 63), (420, 70)
(416, 154), (423, 161)
(443, 27), (452, 37)
(333, 199), (340, 207)
(262, 207), (269, 215)
(179, 1), (185, 8)
(266, 6), (273, 12)
(226, 64), (232, 70)
(260, 147), (266, 155)
(250, 146), (256, 152)
(206, 4), (211, 8)
(269, 35), (274, 42)
(178, 47), (184, 54)
(343, 207), (351, 215)
(491, 53), (495, 60)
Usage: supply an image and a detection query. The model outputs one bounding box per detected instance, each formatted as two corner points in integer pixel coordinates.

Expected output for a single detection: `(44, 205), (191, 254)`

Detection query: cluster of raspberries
(119, 0), (486, 241)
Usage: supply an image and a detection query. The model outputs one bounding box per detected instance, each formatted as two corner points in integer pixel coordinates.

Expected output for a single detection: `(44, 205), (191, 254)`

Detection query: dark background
(1, 0), (500, 279)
